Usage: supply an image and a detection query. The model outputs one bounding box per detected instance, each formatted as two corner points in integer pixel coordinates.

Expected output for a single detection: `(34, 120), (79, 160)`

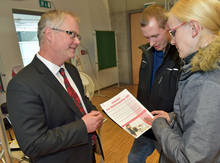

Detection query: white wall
(0, 0), (118, 104)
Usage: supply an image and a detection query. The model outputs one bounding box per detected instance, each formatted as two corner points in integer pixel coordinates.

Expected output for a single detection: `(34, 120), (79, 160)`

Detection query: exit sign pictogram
(39, 0), (51, 8)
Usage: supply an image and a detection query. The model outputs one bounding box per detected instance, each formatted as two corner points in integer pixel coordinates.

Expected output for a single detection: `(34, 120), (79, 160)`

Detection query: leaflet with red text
(100, 89), (153, 138)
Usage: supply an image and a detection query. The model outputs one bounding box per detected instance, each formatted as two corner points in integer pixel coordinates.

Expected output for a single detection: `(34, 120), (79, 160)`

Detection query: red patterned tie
(59, 68), (96, 145)
(59, 68), (86, 115)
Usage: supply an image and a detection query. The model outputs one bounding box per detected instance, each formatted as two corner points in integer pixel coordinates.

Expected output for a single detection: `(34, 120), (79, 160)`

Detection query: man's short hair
(140, 4), (168, 29)
(37, 10), (78, 45)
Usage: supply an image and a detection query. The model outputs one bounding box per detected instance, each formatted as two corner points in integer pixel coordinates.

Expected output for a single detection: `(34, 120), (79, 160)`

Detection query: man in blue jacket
(128, 5), (180, 163)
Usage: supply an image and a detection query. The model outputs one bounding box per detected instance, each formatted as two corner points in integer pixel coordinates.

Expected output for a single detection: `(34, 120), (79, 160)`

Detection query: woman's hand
(151, 110), (171, 123)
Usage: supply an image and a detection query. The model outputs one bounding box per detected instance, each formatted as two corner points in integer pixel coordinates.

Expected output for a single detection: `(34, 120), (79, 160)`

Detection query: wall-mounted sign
(39, 0), (51, 8)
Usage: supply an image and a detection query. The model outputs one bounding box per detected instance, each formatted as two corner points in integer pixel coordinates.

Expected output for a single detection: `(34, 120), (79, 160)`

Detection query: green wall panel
(96, 31), (117, 70)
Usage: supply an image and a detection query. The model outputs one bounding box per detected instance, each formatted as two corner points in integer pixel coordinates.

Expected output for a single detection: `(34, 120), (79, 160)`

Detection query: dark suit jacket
(7, 56), (97, 163)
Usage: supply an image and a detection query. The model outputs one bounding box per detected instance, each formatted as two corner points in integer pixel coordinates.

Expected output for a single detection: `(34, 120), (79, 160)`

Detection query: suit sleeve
(7, 79), (89, 158)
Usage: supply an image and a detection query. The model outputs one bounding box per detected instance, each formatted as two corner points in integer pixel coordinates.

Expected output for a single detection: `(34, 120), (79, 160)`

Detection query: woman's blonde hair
(169, 0), (220, 35)
(169, 0), (220, 72)
(38, 10), (78, 44)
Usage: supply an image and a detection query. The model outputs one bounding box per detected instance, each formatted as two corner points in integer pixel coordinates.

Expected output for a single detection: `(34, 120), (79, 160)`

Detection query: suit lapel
(31, 56), (83, 117)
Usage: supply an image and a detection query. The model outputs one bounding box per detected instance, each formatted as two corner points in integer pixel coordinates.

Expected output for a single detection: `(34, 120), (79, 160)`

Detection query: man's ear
(190, 20), (200, 38)
(44, 27), (52, 42)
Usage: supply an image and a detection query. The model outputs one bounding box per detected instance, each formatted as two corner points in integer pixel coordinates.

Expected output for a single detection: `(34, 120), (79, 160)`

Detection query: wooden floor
(2, 84), (159, 163)
(92, 84), (159, 163)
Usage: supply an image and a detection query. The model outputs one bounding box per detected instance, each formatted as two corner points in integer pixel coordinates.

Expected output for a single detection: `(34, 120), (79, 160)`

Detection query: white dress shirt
(37, 53), (88, 113)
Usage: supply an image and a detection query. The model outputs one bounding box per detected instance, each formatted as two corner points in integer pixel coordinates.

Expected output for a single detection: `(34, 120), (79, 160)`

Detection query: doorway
(130, 12), (147, 85)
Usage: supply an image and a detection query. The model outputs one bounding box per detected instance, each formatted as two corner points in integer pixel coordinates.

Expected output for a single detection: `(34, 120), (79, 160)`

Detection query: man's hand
(82, 110), (104, 133)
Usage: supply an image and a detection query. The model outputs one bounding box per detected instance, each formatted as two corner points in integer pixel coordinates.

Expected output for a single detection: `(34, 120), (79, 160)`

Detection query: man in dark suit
(6, 10), (104, 163)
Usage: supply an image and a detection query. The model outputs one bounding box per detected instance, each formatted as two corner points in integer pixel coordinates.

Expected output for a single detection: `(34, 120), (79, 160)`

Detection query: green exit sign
(39, 0), (51, 8)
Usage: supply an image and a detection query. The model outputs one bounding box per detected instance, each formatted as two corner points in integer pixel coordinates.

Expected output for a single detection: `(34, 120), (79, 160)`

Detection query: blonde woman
(148, 0), (220, 162)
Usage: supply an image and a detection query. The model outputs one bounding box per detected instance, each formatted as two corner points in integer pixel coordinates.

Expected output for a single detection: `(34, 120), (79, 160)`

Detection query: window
(12, 10), (42, 66)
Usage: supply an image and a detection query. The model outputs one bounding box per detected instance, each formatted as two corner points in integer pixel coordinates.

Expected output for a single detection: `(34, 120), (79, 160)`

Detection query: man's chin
(154, 46), (166, 51)
(66, 52), (75, 60)
(154, 46), (161, 51)
(69, 49), (76, 55)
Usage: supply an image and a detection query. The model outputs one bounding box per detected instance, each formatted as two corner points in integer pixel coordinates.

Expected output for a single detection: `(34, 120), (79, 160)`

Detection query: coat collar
(179, 38), (220, 80)
(139, 43), (172, 58)
(179, 51), (198, 81)
(191, 38), (220, 72)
